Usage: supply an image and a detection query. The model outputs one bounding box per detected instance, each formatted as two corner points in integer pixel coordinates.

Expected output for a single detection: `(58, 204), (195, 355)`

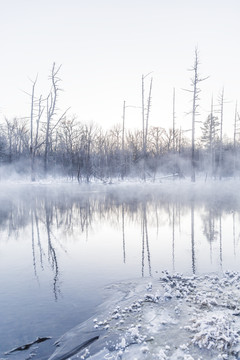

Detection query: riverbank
(49, 271), (240, 360)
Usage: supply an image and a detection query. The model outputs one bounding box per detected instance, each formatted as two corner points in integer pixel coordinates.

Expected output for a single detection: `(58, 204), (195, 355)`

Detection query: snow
(2, 254), (240, 359)
(46, 271), (240, 360)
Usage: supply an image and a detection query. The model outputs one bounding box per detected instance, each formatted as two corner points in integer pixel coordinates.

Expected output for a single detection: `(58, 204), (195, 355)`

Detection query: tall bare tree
(44, 63), (69, 174)
(172, 87), (176, 153)
(233, 102), (240, 176)
(141, 73), (153, 180)
(185, 48), (208, 182)
(121, 100), (126, 180)
(29, 76), (45, 181)
(218, 88), (225, 179)
(201, 97), (219, 178)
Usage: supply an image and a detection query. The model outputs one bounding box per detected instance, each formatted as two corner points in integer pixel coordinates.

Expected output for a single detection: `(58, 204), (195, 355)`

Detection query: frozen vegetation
(46, 271), (240, 359)
(4, 271), (240, 360)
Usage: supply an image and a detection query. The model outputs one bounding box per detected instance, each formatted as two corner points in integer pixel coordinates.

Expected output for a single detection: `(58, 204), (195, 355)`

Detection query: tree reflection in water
(1, 185), (240, 302)
(141, 202), (152, 277)
(122, 204), (126, 264)
(30, 198), (61, 300)
(191, 201), (196, 274)
(45, 203), (60, 301)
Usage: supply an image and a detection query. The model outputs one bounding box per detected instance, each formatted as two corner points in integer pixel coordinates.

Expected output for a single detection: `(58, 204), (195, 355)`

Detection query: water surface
(1, 182), (240, 358)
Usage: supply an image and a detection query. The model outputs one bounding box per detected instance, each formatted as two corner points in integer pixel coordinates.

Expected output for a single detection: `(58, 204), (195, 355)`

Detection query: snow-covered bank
(47, 271), (240, 360)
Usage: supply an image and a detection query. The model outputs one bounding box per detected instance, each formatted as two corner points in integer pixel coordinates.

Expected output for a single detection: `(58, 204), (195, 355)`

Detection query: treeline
(0, 59), (240, 182)
(0, 114), (239, 182)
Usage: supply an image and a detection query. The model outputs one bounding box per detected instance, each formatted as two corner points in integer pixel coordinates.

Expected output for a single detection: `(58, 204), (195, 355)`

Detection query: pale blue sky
(0, 0), (239, 136)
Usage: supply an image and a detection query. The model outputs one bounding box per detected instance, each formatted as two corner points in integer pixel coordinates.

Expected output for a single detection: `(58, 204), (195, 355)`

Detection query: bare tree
(29, 75), (45, 181)
(44, 63), (69, 174)
(4, 117), (29, 164)
(201, 97), (220, 178)
(172, 87), (176, 153)
(57, 116), (80, 179)
(26, 65), (69, 180)
(233, 102), (240, 176)
(185, 48), (208, 182)
(121, 100), (126, 180)
(141, 73), (153, 180)
(217, 88), (225, 179)
(81, 123), (98, 183)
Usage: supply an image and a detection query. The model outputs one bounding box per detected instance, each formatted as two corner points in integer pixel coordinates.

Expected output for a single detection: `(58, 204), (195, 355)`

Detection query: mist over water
(1, 181), (240, 358)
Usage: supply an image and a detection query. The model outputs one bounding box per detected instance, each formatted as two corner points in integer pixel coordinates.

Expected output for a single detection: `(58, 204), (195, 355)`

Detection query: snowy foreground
(3, 271), (240, 360)
(45, 271), (240, 360)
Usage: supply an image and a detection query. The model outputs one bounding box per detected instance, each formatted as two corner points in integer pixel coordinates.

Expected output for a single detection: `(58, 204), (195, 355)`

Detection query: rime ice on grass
(48, 271), (240, 359)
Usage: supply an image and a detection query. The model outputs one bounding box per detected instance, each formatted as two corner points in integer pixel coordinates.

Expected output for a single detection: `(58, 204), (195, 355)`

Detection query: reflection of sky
(1, 193), (240, 356)
(0, 1), (239, 136)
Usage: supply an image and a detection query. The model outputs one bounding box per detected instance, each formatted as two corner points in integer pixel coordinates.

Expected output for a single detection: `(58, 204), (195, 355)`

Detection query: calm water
(1, 183), (240, 358)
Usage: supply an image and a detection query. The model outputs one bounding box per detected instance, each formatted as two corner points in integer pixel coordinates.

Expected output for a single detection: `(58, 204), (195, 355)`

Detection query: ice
(47, 271), (240, 359)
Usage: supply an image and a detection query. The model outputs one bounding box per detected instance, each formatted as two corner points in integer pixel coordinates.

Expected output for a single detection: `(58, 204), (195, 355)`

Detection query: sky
(0, 0), (240, 138)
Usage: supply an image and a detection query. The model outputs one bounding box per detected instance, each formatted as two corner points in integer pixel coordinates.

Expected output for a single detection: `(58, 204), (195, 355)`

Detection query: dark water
(0, 183), (240, 358)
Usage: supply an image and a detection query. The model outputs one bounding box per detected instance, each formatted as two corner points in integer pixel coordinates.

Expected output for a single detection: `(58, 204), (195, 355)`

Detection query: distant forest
(1, 53), (240, 182)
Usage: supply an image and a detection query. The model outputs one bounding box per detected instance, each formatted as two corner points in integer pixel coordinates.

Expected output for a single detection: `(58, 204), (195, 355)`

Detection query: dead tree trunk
(172, 87), (176, 153)
(44, 63), (62, 174)
(121, 100), (126, 180)
(44, 63), (69, 176)
(218, 88), (225, 180)
(233, 102), (238, 177)
(141, 73), (153, 181)
(186, 48), (208, 182)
